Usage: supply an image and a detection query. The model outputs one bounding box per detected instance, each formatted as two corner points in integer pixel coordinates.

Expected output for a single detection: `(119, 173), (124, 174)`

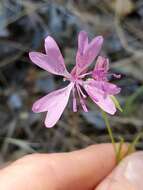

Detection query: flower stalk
(102, 110), (119, 163)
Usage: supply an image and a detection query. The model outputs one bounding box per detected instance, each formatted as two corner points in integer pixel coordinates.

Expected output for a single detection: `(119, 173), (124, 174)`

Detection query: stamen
(72, 88), (77, 112)
(80, 98), (88, 112)
(112, 74), (121, 79)
(63, 77), (67, 81)
(76, 85), (88, 112)
(77, 85), (87, 98)
(79, 71), (92, 78)
(108, 73), (121, 79)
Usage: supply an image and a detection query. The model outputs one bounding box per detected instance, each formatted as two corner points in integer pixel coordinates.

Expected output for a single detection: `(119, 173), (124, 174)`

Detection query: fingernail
(116, 152), (143, 190)
(96, 152), (143, 190)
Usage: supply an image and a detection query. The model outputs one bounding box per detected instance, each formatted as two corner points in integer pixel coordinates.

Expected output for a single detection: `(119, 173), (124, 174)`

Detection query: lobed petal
(29, 36), (70, 77)
(94, 56), (109, 72)
(88, 79), (121, 95)
(76, 34), (103, 75)
(29, 52), (70, 77)
(92, 56), (109, 80)
(32, 83), (74, 128)
(83, 80), (116, 115)
(101, 82), (121, 95)
(78, 31), (88, 55)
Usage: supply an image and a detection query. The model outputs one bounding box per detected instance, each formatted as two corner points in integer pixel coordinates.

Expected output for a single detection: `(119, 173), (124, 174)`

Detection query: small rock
(8, 93), (22, 110)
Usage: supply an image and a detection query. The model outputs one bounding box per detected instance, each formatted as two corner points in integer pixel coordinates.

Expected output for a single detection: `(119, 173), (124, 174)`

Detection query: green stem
(127, 132), (143, 155)
(116, 136), (124, 163)
(102, 111), (118, 158)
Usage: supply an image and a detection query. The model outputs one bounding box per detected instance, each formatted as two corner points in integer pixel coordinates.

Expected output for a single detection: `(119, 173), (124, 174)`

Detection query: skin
(0, 143), (138, 190)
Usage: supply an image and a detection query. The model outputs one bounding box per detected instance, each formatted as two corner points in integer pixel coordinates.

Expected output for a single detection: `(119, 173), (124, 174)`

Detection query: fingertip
(95, 151), (143, 190)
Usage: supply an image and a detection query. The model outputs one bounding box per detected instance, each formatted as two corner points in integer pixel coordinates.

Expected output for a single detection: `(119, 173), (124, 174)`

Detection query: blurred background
(0, 0), (143, 164)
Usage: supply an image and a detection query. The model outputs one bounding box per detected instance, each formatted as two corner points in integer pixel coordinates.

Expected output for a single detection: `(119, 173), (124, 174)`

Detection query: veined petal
(101, 82), (121, 95)
(84, 36), (103, 62)
(92, 56), (109, 80)
(76, 35), (103, 75)
(29, 51), (70, 78)
(88, 79), (121, 95)
(78, 31), (88, 55)
(32, 83), (74, 128)
(94, 56), (109, 72)
(44, 36), (66, 68)
(83, 80), (116, 115)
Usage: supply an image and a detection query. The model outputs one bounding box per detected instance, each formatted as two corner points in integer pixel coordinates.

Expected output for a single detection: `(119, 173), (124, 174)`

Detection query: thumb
(96, 152), (143, 190)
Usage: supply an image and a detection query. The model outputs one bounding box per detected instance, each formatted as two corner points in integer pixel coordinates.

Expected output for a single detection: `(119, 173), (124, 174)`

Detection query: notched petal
(76, 35), (104, 75)
(83, 80), (116, 115)
(32, 83), (74, 128)
(29, 51), (70, 77)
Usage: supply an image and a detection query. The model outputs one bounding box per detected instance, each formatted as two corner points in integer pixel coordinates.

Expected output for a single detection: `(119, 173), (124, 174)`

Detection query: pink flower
(29, 31), (103, 127)
(83, 56), (121, 115)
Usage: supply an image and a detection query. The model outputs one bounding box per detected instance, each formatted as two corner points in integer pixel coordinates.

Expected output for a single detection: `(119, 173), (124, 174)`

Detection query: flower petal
(76, 35), (103, 75)
(78, 31), (88, 55)
(101, 82), (121, 95)
(94, 56), (109, 72)
(44, 36), (65, 62)
(32, 83), (73, 128)
(89, 80), (121, 95)
(29, 37), (70, 77)
(92, 56), (109, 80)
(84, 80), (116, 114)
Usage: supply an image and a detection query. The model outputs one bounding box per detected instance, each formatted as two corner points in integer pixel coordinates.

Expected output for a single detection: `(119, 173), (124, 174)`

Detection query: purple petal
(84, 36), (103, 61)
(29, 52), (70, 77)
(92, 56), (109, 80)
(84, 80), (116, 114)
(32, 83), (73, 128)
(94, 56), (109, 72)
(88, 80), (121, 95)
(29, 36), (70, 77)
(44, 36), (65, 64)
(78, 31), (88, 55)
(76, 35), (103, 75)
(101, 82), (121, 95)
